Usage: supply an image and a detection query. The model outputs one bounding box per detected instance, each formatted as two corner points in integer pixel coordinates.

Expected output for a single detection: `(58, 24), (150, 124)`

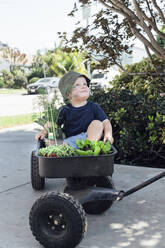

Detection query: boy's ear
(66, 92), (71, 99)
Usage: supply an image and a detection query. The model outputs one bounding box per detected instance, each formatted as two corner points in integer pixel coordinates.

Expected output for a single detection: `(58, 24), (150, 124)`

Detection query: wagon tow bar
(64, 171), (165, 205)
(116, 170), (165, 201)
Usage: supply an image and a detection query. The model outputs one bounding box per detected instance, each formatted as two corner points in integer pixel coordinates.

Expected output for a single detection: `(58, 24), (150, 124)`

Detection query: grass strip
(0, 113), (37, 129)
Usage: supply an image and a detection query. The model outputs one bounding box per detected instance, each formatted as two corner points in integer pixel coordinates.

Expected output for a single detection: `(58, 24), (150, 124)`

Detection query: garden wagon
(29, 139), (165, 248)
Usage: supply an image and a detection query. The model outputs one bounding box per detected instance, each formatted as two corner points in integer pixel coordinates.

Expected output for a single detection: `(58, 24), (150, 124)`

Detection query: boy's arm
(35, 121), (50, 140)
(102, 119), (114, 144)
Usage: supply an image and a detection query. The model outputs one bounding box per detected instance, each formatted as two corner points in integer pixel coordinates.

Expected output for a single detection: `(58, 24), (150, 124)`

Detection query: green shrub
(1, 70), (14, 88)
(90, 89), (165, 168)
(13, 75), (27, 89)
(27, 68), (44, 82)
(110, 55), (165, 96)
(29, 77), (39, 84)
(0, 78), (4, 88)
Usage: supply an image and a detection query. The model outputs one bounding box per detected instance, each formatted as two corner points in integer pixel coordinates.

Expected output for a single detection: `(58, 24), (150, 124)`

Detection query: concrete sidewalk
(0, 123), (165, 248)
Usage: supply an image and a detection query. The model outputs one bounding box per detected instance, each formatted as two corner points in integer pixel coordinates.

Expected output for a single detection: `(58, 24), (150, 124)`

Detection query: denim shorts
(64, 132), (87, 148)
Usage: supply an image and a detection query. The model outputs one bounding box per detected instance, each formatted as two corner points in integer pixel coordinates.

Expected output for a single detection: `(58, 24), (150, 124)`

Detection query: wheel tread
(31, 151), (45, 190)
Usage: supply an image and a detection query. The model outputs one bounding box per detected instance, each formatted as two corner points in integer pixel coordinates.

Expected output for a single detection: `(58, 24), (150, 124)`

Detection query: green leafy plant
(75, 139), (112, 156)
(38, 145), (77, 157)
(35, 88), (63, 143)
(38, 139), (113, 157)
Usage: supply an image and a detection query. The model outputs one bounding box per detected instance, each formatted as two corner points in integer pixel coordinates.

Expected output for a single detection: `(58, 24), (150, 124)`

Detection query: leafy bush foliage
(0, 69), (28, 89)
(13, 75), (27, 89)
(44, 48), (88, 77)
(90, 89), (165, 167)
(1, 70), (14, 88)
(27, 68), (44, 82)
(157, 25), (165, 49)
(29, 77), (39, 84)
(111, 55), (165, 96)
(0, 78), (5, 88)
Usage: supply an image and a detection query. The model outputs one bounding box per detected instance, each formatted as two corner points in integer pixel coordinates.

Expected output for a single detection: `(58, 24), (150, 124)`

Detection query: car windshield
(38, 78), (52, 83)
(92, 74), (104, 79)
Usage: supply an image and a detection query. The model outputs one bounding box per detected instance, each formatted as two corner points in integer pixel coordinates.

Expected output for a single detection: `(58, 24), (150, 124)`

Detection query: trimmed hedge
(90, 89), (165, 168)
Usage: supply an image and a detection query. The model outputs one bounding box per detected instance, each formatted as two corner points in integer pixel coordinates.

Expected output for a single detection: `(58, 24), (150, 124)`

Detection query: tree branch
(128, 71), (165, 76)
(132, 0), (165, 56)
(110, 0), (141, 22)
(151, 0), (165, 24)
(145, 45), (155, 64)
(129, 23), (163, 57)
(97, 0), (129, 18)
(143, 0), (165, 39)
(98, 0), (165, 57)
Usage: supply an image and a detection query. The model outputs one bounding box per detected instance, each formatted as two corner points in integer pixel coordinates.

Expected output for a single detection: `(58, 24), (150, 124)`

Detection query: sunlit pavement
(0, 123), (165, 248)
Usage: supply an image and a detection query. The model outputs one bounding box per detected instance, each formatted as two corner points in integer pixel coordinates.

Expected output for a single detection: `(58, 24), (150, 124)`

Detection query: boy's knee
(87, 120), (103, 141)
(90, 120), (103, 129)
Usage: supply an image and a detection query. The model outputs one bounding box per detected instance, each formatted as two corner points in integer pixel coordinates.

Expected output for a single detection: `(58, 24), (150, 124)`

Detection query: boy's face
(68, 76), (90, 102)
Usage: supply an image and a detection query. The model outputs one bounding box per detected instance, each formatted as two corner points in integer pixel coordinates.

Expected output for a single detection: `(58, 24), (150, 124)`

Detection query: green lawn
(0, 113), (37, 129)
(0, 88), (27, 94)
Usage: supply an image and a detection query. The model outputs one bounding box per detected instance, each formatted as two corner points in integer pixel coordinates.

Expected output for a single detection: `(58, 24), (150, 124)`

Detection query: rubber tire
(83, 176), (115, 215)
(29, 192), (87, 248)
(31, 151), (45, 190)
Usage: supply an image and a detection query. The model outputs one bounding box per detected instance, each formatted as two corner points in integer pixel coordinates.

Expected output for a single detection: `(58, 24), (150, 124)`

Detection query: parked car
(90, 68), (119, 90)
(27, 77), (60, 94)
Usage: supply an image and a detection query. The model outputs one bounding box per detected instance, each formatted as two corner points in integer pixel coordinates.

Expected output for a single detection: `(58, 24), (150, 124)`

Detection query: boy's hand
(102, 119), (114, 144)
(35, 124), (48, 141)
(103, 134), (114, 144)
(35, 131), (46, 141)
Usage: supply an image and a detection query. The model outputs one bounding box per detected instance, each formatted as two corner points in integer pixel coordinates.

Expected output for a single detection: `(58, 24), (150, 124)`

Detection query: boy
(36, 71), (114, 147)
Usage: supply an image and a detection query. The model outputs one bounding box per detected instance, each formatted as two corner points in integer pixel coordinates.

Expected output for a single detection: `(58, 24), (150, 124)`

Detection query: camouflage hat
(58, 71), (90, 100)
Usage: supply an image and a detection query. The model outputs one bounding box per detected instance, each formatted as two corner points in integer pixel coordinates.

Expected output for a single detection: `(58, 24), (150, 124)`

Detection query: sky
(0, 0), (145, 58)
(0, 0), (80, 55)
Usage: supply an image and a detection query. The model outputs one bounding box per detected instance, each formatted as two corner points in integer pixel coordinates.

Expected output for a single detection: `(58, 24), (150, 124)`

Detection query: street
(0, 91), (63, 117)
(0, 93), (39, 116)
(0, 123), (165, 248)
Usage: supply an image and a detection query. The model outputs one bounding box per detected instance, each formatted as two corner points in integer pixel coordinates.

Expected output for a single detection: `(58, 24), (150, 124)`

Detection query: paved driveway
(0, 123), (165, 248)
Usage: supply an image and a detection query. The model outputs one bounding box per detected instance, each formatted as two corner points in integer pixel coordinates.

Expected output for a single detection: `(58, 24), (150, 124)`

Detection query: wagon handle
(117, 170), (165, 201)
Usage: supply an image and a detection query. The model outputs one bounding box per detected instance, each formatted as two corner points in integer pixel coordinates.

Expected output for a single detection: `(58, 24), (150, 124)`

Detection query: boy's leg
(63, 133), (87, 148)
(87, 120), (103, 141)
(63, 141), (68, 146)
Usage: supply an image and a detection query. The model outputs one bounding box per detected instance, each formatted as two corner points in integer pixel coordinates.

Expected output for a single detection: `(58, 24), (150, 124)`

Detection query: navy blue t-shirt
(57, 101), (108, 138)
